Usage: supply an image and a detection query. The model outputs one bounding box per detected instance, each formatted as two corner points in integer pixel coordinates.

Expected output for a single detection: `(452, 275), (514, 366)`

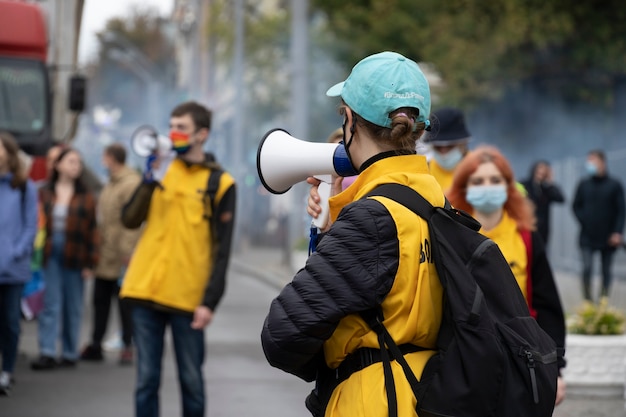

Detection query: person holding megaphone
(119, 101), (237, 417)
(261, 51), (444, 417)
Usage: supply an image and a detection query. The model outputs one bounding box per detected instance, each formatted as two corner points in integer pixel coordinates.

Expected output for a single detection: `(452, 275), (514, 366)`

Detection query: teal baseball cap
(326, 51), (431, 127)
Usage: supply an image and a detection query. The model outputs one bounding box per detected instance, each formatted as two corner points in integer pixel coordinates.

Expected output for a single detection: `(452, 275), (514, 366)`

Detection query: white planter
(562, 334), (626, 398)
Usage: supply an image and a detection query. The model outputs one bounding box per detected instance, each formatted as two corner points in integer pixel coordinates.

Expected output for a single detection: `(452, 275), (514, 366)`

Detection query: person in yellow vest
(120, 101), (236, 417)
(446, 145), (566, 406)
(423, 107), (471, 192)
(262, 51), (444, 417)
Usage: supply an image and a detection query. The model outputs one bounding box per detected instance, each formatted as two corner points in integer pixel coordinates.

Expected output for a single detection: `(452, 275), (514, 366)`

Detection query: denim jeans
(132, 305), (205, 417)
(38, 232), (84, 360)
(0, 283), (24, 373)
(581, 246), (616, 300)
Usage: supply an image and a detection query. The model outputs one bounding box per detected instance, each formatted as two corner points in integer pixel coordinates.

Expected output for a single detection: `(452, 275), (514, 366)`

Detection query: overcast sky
(78, 0), (173, 64)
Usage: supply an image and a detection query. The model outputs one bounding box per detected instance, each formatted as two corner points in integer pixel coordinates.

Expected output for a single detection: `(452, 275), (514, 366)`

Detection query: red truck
(0, 0), (85, 181)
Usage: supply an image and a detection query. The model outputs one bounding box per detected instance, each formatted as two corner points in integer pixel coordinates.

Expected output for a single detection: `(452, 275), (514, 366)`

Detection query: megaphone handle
(312, 181), (331, 229)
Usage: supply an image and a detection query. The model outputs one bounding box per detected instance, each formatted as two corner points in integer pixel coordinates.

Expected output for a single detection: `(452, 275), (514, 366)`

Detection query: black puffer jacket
(261, 198), (400, 381)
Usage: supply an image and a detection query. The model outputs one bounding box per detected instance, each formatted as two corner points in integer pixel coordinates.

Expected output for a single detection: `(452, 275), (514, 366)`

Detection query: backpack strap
(520, 229), (537, 318)
(366, 183), (459, 291)
(205, 168), (223, 246)
(206, 168), (223, 217)
(360, 308), (426, 417)
(367, 183), (482, 231)
(366, 183), (452, 219)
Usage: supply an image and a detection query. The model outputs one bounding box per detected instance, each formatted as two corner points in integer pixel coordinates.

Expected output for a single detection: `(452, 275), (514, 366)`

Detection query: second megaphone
(130, 125), (172, 157)
(256, 128), (358, 194)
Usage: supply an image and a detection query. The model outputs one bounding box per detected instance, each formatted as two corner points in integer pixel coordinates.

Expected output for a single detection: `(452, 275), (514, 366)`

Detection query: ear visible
(197, 128), (210, 143)
(344, 108), (356, 134)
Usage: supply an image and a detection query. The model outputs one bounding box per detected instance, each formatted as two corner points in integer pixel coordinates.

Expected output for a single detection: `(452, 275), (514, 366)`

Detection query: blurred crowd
(0, 99), (624, 417)
(1, 100), (241, 417)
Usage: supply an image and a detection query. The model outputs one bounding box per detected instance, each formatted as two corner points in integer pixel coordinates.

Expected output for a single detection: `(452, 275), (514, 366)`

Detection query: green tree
(207, 2), (289, 116)
(206, 1), (347, 145)
(88, 5), (177, 125)
(312, 0), (626, 107)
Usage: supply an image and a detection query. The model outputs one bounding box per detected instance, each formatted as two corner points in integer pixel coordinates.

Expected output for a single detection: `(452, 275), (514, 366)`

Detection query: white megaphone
(130, 125), (172, 157)
(256, 128), (358, 229)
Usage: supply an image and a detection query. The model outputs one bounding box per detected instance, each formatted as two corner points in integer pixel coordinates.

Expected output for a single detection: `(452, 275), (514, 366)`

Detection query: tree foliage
(206, 1), (347, 144)
(207, 2), (291, 123)
(89, 5), (177, 125)
(311, 0), (626, 107)
(99, 6), (175, 71)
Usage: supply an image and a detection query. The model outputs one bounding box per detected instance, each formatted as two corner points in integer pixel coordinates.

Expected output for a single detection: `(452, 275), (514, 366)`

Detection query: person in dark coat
(572, 150), (625, 301)
(521, 160), (565, 245)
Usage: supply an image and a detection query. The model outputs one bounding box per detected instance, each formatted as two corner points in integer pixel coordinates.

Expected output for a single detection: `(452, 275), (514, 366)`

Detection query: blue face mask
(432, 147), (463, 171)
(585, 161), (598, 176)
(466, 184), (508, 214)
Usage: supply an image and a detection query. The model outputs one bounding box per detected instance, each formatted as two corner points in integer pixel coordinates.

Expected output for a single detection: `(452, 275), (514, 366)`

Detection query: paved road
(4, 245), (626, 416)
(4, 255), (311, 417)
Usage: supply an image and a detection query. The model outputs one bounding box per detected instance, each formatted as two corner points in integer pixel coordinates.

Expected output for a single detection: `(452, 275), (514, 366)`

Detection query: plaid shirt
(40, 185), (99, 269)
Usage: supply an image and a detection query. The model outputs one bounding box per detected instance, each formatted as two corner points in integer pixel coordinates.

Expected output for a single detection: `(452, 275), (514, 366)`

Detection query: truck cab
(0, 1), (51, 158)
(0, 0), (86, 182)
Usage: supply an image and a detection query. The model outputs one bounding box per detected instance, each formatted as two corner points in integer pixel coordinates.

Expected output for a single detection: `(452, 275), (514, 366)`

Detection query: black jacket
(572, 175), (625, 249)
(520, 179), (564, 243)
(528, 231), (566, 369)
(260, 199), (400, 381)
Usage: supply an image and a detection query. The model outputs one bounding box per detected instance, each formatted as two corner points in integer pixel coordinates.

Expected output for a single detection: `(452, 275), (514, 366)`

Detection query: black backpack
(359, 183), (559, 417)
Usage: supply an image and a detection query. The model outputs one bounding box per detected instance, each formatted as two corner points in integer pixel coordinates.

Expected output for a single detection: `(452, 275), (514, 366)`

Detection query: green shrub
(567, 297), (626, 335)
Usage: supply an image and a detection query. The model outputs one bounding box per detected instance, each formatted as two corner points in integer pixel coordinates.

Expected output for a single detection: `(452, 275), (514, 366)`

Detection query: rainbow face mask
(169, 131), (192, 154)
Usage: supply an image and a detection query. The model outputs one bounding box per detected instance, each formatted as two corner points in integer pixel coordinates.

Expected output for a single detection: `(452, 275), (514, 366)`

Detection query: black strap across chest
(334, 343), (427, 383)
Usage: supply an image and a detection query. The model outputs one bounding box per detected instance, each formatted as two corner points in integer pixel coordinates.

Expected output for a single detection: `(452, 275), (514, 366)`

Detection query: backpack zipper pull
(523, 349), (539, 404)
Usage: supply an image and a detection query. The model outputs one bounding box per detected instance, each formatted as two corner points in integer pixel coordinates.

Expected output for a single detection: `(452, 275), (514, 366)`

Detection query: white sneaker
(103, 333), (123, 352)
(0, 372), (12, 396)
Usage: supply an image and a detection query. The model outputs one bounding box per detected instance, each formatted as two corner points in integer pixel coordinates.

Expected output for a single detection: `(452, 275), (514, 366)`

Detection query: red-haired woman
(447, 145), (567, 405)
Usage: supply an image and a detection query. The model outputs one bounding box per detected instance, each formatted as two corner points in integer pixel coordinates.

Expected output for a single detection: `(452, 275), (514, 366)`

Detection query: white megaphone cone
(256, 128), (357, 228)
(130, 125), (172, 157)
